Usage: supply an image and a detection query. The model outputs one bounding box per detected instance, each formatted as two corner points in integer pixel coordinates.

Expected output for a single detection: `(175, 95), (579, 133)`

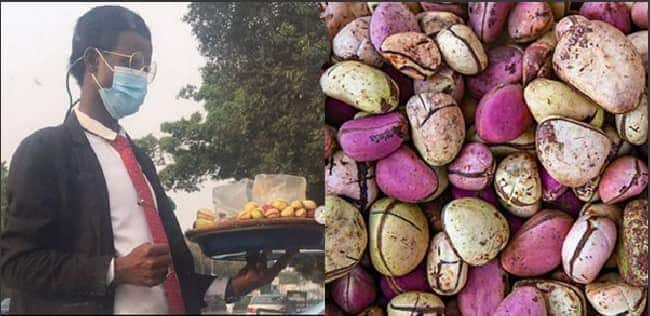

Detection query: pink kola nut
(466, 45), (523, 99)
(561, 215), (617, 284)
(501, 209), (574, 277)
(468, 2), (513, 43)
(457, 259), (507, 316)
(493, 286), (548, 316)
(579, 2), (632, 34)
(379, 264), (430, 300)
(475, 83), (532, 143)
(330, 265), (377, 314)
(448, 142), (495, 191)
(338, 112), (408, 162)
(420, 2), (467, 18)
(369, 3), (419, 52)
(376, 146), (438, 203)
(599, 155), (649, 204)
(540, 165), (567, 202)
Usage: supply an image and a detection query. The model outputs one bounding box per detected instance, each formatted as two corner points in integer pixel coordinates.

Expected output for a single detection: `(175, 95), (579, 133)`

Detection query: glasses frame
(99, 49), (157, 83)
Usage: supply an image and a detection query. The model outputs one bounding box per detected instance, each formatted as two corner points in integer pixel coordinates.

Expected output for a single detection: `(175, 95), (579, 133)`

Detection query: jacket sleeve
(0, 132), (113, 299)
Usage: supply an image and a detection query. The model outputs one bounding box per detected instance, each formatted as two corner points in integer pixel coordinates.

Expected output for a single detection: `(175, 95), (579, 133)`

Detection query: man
(0, 6), (294, 314)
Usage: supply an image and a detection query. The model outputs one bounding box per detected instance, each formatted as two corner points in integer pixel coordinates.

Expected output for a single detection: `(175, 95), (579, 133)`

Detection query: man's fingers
(148, 243), (171, 257)
(150, 254), (172, 269)
(245, 250), (261, 269)
(268, 250), (296, 275)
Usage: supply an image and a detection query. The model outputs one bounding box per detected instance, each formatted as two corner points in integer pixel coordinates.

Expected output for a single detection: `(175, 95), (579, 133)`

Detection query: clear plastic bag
(251, 174), (307, 204)
(212, 178), (254, 217)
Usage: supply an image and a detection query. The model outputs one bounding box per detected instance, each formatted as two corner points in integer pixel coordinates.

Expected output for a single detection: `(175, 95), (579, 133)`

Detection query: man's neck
(78, 92), (121, 133)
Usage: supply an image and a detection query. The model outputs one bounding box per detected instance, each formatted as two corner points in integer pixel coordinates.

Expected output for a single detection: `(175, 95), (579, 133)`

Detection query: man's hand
(114, 243), (172, 287)
(228, 249), (299, 298)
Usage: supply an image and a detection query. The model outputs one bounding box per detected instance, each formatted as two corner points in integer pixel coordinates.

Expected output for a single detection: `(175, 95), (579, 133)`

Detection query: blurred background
(1, 2), (326, 314)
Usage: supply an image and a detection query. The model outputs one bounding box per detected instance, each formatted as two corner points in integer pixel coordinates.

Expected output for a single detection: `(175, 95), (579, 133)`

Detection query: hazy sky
(1, 2), (223, 230)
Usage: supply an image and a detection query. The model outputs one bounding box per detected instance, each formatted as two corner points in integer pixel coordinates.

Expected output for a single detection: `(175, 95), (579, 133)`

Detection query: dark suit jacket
(0, 114), (215, 314)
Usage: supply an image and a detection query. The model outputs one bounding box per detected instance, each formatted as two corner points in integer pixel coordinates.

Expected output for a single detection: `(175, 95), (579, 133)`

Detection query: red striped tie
(111, 135), (186, 314)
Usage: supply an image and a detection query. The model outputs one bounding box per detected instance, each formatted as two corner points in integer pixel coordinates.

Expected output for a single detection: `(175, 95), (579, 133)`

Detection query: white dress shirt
(74, 108), (228, 314)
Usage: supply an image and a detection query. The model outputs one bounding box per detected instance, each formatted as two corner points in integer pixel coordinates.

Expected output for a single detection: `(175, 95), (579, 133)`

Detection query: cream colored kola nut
(271, 199), (289, 210)
(585, 273), (647, 316)
(294, 208), (307, 218)
(237, 210), (252, 220)
(494, 152), (542, 218)
(369, 198), (429, 277)
(280, 206), (295, 217)
(524, 79), (604, 126)
(290, 200), (303, 209)
(251, 208), (265, 219)
(513, 279), (587, 316)
(380, 32), (442, 80)
(436, 24), (488, 75)
(417, 11), (464, 37)
(442, 198), (509, 266)
(325, 195), (368, 283)
(302, 200), (317, 209)
(387, 292), (445, 316)
(616, 94), (648, 146)
(426, 232), (468, 296)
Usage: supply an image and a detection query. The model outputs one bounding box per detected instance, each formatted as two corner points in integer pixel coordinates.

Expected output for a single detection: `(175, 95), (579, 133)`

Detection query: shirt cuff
(106, 258), (115, 285)
(204, 277), (229, 299)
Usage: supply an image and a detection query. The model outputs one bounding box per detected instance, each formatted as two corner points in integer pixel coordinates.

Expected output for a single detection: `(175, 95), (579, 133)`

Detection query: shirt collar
(74, 106), (124, 141)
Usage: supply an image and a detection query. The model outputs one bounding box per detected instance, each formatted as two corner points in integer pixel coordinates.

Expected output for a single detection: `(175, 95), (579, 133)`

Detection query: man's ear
(83, 48), (100, 74)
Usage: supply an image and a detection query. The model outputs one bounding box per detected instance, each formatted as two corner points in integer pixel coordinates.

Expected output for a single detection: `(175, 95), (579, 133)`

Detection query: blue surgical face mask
(91, 50), (148, 120)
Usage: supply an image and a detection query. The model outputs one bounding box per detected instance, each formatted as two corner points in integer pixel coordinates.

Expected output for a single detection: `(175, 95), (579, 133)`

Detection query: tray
(185, 218), (324, 261)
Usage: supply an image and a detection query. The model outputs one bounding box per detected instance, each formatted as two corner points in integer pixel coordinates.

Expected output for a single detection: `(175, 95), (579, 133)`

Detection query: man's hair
(69, 5), (151, 86)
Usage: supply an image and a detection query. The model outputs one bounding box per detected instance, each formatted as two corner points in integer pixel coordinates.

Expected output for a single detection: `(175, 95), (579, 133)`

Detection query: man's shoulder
(14, 124), (69, 157)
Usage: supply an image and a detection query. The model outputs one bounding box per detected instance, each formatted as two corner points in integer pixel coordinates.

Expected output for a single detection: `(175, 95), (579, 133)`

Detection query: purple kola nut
(338, 112), (409, 162)
(448, 142), (495, 191)
(535, 117), (613, 188)
(332, 16), (384, 68)
(330, 265), (377, 314)
(508, 2), (554, 43)
(500, 209), (574, 277)
(450, 186), (498, 207)
(379, 264), (430, 300)
(553, 16), (645, 114)
(494, 151), (542, 218)
(325, 97), (358, 128)
(540, 165), (567, 202)
(468, 2), (513, 43)
(475, 83), (533, 143)
(579, 2), (632, 34)
(325, 151), (379, 211)
(420, 2), (467, 19)
(413, 65), (464, 103)
(369, 3), (420, 52)
(406, 93), (465, 166)
(466, 45), (523, 99)
(457, 259), (508, 316)
(493, 286), (548, 316)
(547, 190), (584, 218)
(376, 146), (439, 203)
(598, 155), (649, 204)
(561, 214), (617, 284)
(631, 2), (648, 29)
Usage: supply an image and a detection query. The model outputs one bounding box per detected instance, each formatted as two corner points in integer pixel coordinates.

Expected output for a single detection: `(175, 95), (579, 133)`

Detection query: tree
(147, 2), (327, 204)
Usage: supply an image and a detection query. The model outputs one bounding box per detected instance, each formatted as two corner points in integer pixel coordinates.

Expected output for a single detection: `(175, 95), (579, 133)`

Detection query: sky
(1, 2), (223, 230)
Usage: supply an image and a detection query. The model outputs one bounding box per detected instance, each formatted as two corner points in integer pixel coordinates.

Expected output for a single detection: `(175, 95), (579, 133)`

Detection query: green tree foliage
(147, 2), (327, 203)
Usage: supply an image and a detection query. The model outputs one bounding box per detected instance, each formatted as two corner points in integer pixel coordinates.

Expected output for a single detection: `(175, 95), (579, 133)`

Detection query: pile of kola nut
(321, 2), (648, 316)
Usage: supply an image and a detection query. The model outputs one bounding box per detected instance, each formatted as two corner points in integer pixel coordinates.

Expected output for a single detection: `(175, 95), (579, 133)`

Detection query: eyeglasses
(99, 50), (157, 83)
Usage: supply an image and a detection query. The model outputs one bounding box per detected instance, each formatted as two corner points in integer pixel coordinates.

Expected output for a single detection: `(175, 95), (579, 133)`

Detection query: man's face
(93, 30), (153, 89)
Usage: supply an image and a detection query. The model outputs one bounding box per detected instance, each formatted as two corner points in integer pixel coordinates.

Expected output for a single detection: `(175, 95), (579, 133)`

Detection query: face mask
(91, 50), (148, 120)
